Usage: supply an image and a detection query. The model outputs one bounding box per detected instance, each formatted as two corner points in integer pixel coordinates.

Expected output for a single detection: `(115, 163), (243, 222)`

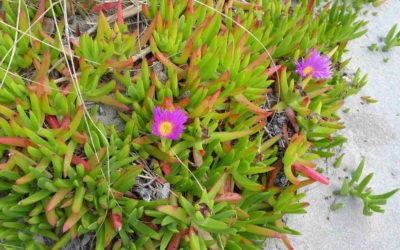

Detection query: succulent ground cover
(0, 0), (397, 249)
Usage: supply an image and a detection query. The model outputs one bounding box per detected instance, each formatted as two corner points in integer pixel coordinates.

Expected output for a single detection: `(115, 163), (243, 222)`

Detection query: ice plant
(334, 158), (399, 215)
(111, 210), (123, 232)
(295, 49), (332, 79)
(152, 107), (188, 140)
(1, 0), (394, 249)
(293, 163), (329, 185)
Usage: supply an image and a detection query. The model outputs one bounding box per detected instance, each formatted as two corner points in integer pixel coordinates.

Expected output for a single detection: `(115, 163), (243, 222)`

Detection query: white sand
(269, 1), (400, 249)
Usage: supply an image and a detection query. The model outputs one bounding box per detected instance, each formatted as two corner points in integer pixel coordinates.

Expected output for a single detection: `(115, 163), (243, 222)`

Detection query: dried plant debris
(0, 0), (397, 249)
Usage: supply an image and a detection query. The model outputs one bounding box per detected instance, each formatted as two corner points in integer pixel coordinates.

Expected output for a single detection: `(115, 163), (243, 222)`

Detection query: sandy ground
(268, 0), (400, 249)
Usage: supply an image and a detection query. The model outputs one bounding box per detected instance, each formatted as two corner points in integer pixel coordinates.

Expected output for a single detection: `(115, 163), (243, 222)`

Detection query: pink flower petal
(295, 50), (332, 79)
(152, 106), (188, 140)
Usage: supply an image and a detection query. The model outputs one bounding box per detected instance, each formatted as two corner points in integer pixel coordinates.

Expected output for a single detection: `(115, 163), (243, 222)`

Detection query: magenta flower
(152, 107), (188, 140)
(295, 50), (332, 79)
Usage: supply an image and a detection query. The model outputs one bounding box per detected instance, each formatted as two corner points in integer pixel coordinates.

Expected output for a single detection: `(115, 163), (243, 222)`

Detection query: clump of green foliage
(334, 158), (398, 215)
(382, 24), (400, 52)
(0, 0), (393, 249)
(368, 24), (400, 52)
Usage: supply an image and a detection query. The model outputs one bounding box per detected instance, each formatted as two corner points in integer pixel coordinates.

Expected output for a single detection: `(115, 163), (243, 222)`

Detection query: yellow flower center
(159, 121), (173, 136)
(303, 66), (314, 76)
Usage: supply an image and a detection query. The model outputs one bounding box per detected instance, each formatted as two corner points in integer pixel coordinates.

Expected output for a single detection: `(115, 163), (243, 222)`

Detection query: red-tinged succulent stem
(132, 136), (152, 145)
(234, 14), (241, 25)
(215, 192), (242, 203)
(60, 112), (71, 128)
(103, 58), (133, 69)
(87, 146), (107, 169)
(35, 77), (47, 95)
(35, 51), (52, 80)
(139, 18), (156, 46)
(60, 65), (72, 77)
(46, 187), (72, 212)
(285, 107), (300, 133)
(60, 198), (73, 209)
(0, 137), (31, 147)
(62, 207), (87, 233)
(167, 232), (183, 250)
(141, 3), (151, 18)
(302, 96), (311, 107)
(38, 30), (55, 45)
(141, 216), (159, 232)
(186, 0), (194, 13)
(45, 208), (59, 227)
(111, 211), (123, 232)
(92, 1), (119, 12)
(0, 164), (7, 170)
(16, 173), (36, 185)
(61, 83), (73, 95)
(0, 104), (16, 118)
(71, 155), (91, 171)
(282, 235), (294, 250)
(244, 223), (284, 238)
(154, 51), (184, 75)
(191, 89), (221, 117)
(234, 94), (271, 116)
(117, 0), (124, 24)
(71, 225), (77, 240)
(161, 162), (171, 176)
(72, 132), (86, 144)
(292, 162), (329, 184)
(177, 98), (189, 107)
(46, 115), (60, 129)
(224, 176), (232, 193)
(164, 98), (175, 110)
(32, 0), (46, 24)
(307, 0), (316, 12)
